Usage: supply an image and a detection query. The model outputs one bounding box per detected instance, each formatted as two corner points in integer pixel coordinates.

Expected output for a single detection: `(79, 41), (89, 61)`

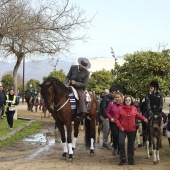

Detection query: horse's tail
(85, 117), (96, 149)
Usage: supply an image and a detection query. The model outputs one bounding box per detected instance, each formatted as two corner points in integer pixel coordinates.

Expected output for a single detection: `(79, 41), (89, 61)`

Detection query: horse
(25, 91), (39, 112)
(25, 90), (32, 111)
(39, 77), (97, 161)
(145, 108), (162, 164)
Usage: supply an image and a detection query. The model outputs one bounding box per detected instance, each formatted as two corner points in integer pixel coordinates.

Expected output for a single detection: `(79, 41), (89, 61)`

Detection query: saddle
(68, 86), (91, 102)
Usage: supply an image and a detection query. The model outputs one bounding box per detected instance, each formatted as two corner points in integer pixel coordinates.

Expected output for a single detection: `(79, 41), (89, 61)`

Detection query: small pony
(145, 108), (162, 164)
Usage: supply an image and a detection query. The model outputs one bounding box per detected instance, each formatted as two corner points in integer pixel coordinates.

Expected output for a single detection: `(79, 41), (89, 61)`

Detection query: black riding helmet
(149, 80), (159, 89)
(133, 101), (140, 108)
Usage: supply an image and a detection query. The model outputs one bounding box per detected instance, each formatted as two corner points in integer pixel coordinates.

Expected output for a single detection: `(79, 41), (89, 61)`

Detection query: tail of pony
(85, 117), (96, 148)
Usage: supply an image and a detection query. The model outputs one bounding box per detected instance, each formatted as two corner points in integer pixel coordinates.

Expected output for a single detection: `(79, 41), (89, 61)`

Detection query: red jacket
(115, 105), (147, 132)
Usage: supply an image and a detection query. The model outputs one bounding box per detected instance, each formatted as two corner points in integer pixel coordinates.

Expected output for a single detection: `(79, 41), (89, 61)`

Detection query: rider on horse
(64, 57), (91, 121)
(26, 83), (36, 103)
(144, 80), (163, 119)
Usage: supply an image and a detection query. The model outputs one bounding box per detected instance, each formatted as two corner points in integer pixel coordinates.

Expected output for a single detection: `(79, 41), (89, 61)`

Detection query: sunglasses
(125, 99), (131, 102)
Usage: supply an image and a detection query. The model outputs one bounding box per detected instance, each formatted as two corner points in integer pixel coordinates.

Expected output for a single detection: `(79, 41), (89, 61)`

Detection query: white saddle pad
(69, 86), (79, 100)
(85, 90), (91, 102)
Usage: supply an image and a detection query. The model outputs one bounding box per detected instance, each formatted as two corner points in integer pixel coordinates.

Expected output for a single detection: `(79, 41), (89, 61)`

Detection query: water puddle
(23, 132), (60, 145)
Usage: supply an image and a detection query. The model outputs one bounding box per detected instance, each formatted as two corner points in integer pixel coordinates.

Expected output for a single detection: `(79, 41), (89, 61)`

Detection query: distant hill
(0, 59), (75, 82)
(0, 56), (124, 83)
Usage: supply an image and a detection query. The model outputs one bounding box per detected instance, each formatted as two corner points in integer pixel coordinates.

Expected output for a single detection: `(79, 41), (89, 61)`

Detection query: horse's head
(38, 81), (55, 113)
(150, 109), (162, 129)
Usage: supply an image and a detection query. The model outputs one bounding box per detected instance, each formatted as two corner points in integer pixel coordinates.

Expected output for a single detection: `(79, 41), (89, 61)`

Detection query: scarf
(122, 104), (133, 113)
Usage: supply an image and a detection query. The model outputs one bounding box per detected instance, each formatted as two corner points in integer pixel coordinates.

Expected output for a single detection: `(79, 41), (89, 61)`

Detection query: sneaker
(101, 144), (110, 150)
(119, 160), (126, 165)
(9, 128), (13, 130)
(1, 115), (3, 119)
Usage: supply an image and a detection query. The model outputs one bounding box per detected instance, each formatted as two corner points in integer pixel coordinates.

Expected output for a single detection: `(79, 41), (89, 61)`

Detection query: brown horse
(39, 77), (97, 161)
(145, 109), (162, 164)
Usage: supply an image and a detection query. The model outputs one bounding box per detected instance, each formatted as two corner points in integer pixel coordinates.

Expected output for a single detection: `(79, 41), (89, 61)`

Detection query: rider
(144, 80), (163, 119)
(26, 83), (35, 103)
(64, 57), (91, 121)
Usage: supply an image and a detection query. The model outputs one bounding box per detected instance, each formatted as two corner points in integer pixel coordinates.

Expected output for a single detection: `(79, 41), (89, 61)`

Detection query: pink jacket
(115, 105), (147, 132)
(106, 102), (123, 120)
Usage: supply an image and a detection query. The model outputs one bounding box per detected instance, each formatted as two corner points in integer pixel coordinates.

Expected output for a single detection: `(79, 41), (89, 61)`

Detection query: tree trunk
(13, 55), (23, 95)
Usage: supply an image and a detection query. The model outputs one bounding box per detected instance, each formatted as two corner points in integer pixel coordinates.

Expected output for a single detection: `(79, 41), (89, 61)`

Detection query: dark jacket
(146, 90), (163, 111)
(100, 94), (114, 118)
(64, 65), (90, 89)
(0, 91), (6, 105)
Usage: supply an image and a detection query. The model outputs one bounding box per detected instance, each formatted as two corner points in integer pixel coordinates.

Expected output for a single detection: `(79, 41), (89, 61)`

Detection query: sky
(66, 0), (170, 61)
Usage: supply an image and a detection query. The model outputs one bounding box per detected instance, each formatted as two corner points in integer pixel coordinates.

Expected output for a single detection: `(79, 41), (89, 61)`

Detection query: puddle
(23, 132), (60, 145)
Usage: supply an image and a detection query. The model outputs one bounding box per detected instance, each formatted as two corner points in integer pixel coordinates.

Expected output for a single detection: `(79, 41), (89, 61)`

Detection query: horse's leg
(145, 130), (150, 159)
(56, 121), (68, 159)
(97, 118), (102, 143)
(152, 137), (157, 164)
(156, 136), (160, 163)
(65, 121), (73, 162)
(88, 116), (96, 156)
(73, 120), (80, 150)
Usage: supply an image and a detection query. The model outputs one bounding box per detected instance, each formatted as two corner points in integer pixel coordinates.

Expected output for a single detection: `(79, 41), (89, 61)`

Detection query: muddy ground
(0, 103), (170, 170)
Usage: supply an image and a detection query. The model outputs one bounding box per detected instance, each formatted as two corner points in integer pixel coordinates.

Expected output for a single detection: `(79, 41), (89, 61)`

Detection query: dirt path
(0, 103), (170, 170)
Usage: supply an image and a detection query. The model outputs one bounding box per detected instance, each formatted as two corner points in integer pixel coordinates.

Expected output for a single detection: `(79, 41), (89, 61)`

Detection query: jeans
(6, 111), (15, 128)
(119, 130), (136, 162)
(100, 116), (109, 145)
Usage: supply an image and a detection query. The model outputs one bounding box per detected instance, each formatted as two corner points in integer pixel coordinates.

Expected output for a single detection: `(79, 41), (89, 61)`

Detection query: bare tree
(0, 0), (92, 94)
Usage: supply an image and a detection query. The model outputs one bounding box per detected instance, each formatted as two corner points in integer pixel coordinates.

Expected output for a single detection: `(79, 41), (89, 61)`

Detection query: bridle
(44, 82), (69, 113)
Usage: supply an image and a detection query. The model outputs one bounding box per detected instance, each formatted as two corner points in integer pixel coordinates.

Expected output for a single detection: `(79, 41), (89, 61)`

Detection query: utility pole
(22, 55), (25, 103)
(110, 47), (117, 65)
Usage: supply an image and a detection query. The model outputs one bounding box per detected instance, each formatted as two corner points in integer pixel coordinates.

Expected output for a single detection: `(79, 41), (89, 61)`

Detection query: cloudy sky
(66, 0), (170, 61)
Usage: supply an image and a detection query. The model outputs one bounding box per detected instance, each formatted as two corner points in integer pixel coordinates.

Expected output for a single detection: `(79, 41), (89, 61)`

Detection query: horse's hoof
(153, 161), (157, 164)
(90, 149), (94, 156)
(62, 152), (67, 159)
(72, 147), (75, 150)
(68, 154), (73, 162)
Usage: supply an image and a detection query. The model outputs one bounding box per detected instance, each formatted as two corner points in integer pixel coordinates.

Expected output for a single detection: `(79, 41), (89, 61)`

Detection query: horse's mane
(44, 77), (68, 92)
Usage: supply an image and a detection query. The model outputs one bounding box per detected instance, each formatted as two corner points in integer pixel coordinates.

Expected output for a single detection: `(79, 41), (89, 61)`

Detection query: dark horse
(145, 108), (162, 164)
(39, 77), (97, 161)
(25, 91), (39, 112)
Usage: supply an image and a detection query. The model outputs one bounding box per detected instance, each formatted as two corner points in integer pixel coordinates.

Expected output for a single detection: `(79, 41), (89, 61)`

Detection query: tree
(43, 69), (66, 82)
(112, 50), (170, 101)
(0, 0), (92, 94)
(87, 69), (114, 94)
(1, 73), (13, 90)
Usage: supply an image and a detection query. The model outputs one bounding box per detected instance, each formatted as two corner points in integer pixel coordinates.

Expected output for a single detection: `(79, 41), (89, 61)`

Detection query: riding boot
(75, 112), (86, 121)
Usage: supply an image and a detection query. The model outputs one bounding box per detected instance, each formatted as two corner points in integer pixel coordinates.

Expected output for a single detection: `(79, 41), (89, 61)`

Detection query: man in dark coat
(64, 57), (91, 120)
(0, 86), (6, 119)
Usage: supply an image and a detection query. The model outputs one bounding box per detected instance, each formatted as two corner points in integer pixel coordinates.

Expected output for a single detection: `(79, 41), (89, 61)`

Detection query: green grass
(0, 118), (41, 148)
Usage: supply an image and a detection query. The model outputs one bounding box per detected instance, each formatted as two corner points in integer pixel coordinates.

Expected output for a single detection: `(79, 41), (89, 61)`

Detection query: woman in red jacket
(115, 95), (147, 165)
(106, 92), (123, 155)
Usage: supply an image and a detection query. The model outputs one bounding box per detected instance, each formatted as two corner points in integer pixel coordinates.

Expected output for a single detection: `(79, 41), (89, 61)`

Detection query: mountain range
(0, 56), (124, 83)
(0, 59), (75, 83)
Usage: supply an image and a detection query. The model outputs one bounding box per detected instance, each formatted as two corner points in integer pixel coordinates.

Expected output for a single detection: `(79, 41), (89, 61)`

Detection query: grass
(0, 117), (41, 148)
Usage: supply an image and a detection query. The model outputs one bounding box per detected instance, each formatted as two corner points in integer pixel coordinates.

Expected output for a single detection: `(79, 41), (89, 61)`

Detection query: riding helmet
(149, 80), (159, 89)
(133, 101), (140, 107)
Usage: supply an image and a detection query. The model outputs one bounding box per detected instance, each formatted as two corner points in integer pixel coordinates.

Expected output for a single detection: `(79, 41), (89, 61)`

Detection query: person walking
(64, 57), (91, 121)
(100, 86), (117, 149)
(5, 89), (18, 130)
(0, 86), (6, 119)
(115, 95), (147, 165)
(106, 92), (123, 155)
